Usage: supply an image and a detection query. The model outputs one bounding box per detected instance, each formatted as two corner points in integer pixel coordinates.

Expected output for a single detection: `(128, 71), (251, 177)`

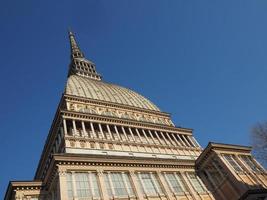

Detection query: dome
(65, 75), (160, 111)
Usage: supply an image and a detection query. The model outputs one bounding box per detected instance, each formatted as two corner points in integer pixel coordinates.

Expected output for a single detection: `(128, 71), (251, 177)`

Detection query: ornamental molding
(64, 136), (202, 152)
(61, 110), (192, 135)
(42, 153), (196, 190)
(64, 94), (170, 117)
(66, 100), (173, 126)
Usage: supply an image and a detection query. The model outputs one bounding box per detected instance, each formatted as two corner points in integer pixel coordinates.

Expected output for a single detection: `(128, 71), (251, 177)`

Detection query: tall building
(5, 32), (267, 200)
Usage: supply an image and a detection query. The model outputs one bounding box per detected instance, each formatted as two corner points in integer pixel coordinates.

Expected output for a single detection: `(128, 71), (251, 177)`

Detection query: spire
(68, 30), (84, 59)
(67, 30), (102, 81)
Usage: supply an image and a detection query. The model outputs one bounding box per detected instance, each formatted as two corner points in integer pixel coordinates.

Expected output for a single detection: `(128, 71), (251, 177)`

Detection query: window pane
(123, 173), (135, 196)
(104, 172), (135, 198)
(66, 173), (73, 199)
(164, 173), (184, 194)
(75, 173), (91, 197)
(111, 173), (128, 196)
(223, 154), (243, 172)
(188, 173), (205, 193)
(138, 172), (163, 196)
(240, 156), (261, 172)
(67, 172), (101, 199)
(90, 173), (100, 197)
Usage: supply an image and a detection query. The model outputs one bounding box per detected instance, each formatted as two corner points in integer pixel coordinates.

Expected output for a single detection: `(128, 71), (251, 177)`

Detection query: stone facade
(4, 32), (267, 200)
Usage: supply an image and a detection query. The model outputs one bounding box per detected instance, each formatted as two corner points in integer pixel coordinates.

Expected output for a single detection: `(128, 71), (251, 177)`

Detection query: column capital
(96, 169), (104, 177)
(58, 168), (67, 176)
(129, 170), (136, 176)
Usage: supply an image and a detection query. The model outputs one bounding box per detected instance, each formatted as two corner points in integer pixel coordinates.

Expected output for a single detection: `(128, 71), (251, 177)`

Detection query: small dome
(65, 75), (160, 111)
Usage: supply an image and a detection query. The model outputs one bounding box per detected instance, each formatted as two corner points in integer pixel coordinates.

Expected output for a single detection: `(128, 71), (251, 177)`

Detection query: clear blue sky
(1, 0), (267, 197)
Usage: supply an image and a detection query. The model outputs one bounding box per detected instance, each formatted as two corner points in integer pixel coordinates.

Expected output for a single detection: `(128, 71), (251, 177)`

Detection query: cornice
(4, 181), (44, 200)
(64, 94), (170, 117)
(43, 153), (196, 188)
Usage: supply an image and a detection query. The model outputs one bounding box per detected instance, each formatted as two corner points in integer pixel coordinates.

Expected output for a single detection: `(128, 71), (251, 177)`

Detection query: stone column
(154, 131), (164, 145)
(72, 120), (77, 136)
(63, 118), (68, 135)
(122, 126), (129, 141)
(180, 172), (198, 200)
(181, 135), (191, 147)
(147, 130), (156, 144)
(98, 123), (105, 139)
(114, 125), (122, 140)
(106, 124), (113, 140)
(165, 132), (176, 146)
(81, 121), (88, 137)
(171, 133), (181, 146)
(176, 134), (186, 147)
(141, 129), (150, 144)
(131, 171), (144, 200)
(129, 127), (136, 142)
(97, 170), (109, 200)
(157, 171), (173, 200)
(58, 168), (68, 200)
(159, 131), (169, 145)
(135, 129), (143, 143)
(90, 122), (96, 138)
(187, 136), (196, 147)
(15, 192), (24, 200)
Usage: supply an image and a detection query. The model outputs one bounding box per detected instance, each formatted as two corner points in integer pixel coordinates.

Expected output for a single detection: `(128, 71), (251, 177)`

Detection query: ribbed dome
(65, 75), (160, 111)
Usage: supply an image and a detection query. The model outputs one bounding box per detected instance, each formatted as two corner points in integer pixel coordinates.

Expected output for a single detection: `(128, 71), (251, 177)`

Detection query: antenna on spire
(68, 29), (84, 59)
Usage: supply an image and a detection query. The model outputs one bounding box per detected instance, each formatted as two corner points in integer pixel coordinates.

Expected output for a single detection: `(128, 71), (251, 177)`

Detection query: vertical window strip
(122, 173), (135, 196)
(112, 173), (128, 196)
(164, 173), (183, 194)
(66, 173), (74, 199)
(240, 156), (261, 172)
(150, 173), (163, 194)
(67, 172), (100, 199)
(223, 154), (243, 172)
(104, 174), (113, 197)
(104, 172), (135, 198)
(174, 173), (187, 192)
(75, 173), (91, 198)
(138, 172), (163, 196)
(187, 172), (205, 193)
(90, 172), (100, 197)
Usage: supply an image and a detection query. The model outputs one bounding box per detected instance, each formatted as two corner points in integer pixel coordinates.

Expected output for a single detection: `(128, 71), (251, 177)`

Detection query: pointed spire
(68, 30), (84, 59)
(67, 30), (102, 81)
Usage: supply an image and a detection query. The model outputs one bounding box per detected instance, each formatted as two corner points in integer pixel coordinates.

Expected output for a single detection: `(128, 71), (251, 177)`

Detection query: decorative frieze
(66, 101), (174, 126)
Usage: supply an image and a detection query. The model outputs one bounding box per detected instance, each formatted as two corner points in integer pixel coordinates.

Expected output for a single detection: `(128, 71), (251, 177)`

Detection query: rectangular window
(223, 154), (243, 172)
(164, 173), (185, 194)
(240, 155), (262, 172)
(187, 172), (205, 193)
(104, 172), (135, 198)
(137, 172), (163, 196)
(75, 173), (91, 197)
(66, 172), (100, 199)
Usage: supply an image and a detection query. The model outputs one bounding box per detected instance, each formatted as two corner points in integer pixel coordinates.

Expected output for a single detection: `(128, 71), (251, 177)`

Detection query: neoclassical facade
(5, 32), (267, 200)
